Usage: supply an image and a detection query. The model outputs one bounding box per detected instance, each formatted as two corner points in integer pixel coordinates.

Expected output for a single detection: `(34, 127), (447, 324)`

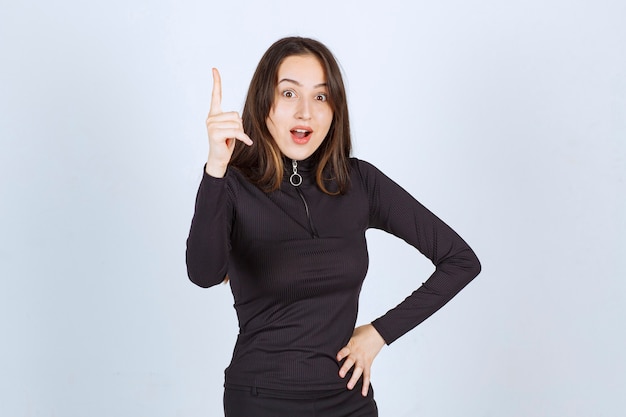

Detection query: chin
(280, 145), (321, 161)
(284, 151), (314, 161)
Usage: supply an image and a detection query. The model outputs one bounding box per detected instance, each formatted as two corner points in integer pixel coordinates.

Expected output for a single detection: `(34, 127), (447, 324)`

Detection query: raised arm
(186, 69), (251, 287)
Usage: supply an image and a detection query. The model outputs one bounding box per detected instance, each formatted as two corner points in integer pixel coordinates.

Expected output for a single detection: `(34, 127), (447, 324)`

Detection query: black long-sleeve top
(186, 157), (480, 392)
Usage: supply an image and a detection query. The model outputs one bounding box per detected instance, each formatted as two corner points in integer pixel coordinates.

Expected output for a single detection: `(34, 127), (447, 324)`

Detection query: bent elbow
(470, 252), (481, 279)
(185, 247), (228, 288)
(460, 248), (481, 283)
(185, 240), (228, 288)
(187, 272), (212, 288)
(446, 247), (481, 285)
(186, 266), (227, 288)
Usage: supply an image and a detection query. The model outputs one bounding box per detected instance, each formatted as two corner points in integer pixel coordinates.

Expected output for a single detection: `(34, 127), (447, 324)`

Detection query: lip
(290, 125), (313, 145)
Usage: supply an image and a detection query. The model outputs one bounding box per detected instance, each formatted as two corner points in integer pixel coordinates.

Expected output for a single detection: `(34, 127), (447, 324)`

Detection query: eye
(282, 90), (296, 98)
(316, 93), (328, 102)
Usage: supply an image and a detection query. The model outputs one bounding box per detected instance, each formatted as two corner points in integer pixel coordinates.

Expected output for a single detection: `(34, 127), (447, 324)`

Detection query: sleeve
(357, 160), (481, 344)
(185, 167), (235, 288)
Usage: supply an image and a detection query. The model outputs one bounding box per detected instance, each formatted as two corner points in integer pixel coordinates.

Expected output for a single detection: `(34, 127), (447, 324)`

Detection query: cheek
(266, 116), (278, 140)
(267, 107), (281, 127)
(320, 108), (334, 129)
(270, 101), (289, 117)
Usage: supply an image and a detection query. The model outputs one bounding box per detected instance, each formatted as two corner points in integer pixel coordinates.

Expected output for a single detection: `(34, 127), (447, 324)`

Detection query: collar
(283, 156), (316, 186)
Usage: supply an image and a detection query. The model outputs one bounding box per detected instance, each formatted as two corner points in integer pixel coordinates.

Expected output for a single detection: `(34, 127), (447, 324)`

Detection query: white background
(1, 1), (625, 416)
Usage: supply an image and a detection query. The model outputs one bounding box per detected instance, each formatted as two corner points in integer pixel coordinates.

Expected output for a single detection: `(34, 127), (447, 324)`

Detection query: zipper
(291, 160), (318, 239)
(295, 187), (318, 238)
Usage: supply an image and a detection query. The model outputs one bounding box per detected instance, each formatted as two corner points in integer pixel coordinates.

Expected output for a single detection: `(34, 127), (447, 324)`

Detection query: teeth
(293, 129), (310, 133)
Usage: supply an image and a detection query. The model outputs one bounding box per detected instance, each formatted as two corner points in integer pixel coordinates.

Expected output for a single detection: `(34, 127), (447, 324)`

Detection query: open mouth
(290, 128), (312, 140)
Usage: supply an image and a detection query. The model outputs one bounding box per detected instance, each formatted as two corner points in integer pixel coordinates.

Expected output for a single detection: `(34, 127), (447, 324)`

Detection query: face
(266, 54), (333, 161)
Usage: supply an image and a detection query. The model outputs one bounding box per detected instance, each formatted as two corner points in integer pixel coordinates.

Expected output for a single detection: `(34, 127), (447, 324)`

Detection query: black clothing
(186, 157), (480, 393)
(224, 382), (378, 417)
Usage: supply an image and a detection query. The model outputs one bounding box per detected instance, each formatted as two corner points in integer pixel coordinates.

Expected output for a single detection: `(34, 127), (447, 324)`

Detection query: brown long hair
(230, 37), (352, 195)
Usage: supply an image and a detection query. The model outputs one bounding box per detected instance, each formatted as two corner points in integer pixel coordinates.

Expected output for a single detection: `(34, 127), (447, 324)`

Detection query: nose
(295, 98), (312, 120)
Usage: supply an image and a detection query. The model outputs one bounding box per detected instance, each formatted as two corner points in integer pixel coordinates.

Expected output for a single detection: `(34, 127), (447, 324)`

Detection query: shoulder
(349, 157), (380, 173)
(348, 157), (412, 200)
(348, 157), (387, 183)
(224, 166), (275, 202)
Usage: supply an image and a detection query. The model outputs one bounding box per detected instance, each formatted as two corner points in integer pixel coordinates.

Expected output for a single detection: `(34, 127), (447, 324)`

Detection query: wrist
(368, 323), (387, 347)
(205, 157), (228, 178)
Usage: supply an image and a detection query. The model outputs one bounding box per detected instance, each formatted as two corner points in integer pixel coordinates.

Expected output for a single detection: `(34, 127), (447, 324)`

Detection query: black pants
(223, 383), (378, 417)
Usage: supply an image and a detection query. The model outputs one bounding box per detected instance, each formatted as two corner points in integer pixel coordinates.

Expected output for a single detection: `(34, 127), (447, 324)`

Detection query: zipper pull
(290, 159), (303, 187)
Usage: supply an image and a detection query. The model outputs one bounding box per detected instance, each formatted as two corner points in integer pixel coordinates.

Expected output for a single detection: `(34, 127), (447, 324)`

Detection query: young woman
(186, 36), (481, 417)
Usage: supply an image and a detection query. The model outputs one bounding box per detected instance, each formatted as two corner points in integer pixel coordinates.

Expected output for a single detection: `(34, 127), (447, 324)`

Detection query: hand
(337, 324), (386, 396)
(205, 68), (253, 178)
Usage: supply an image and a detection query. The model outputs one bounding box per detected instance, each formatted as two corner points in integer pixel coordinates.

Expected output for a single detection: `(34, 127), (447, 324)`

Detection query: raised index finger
(209, 67), (222, 116)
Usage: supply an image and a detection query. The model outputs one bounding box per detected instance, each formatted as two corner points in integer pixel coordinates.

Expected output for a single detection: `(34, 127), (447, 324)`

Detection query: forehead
(276, 54), (326, 84)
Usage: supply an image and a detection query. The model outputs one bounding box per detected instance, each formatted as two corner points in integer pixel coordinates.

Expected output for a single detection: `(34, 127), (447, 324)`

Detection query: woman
(186, 36), (481, 417)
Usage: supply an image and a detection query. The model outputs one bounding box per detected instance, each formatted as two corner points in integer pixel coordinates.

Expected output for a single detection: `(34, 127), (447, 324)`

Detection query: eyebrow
(278, 78), (327, 88)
